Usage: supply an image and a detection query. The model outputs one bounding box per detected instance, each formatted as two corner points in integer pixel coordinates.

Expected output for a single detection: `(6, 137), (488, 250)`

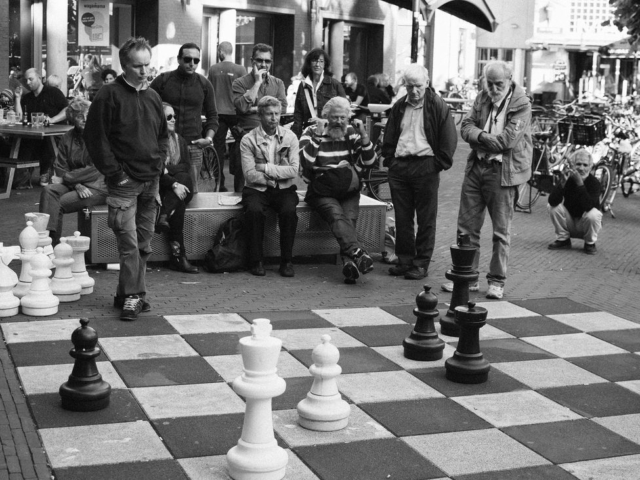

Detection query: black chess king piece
(445, 301), (490, 384)
(59, 318), (111, 411)
(403, 285), (445, 361)
(441, 233), (479, 337)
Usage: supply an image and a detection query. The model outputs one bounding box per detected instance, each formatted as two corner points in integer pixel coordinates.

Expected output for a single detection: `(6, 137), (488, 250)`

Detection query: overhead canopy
(382, 0), (498, 32)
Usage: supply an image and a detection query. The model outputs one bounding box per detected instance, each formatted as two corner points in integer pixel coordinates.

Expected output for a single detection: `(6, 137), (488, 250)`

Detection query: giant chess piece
(13, 221), (39, 298)
(297, 334), (350, 431)
(65, 231), (94, 295)
(403, 285), (445, 361)
(441, 233), (479, 337)
(25, 212), (52, 249)
(59, 318), (111, 411)
(0, 243), (20, 317)
(51, 238), (82, 302)
(445, 301), (490, 384)
(227, 318), (288, 480)
(20, 248), (59, 316)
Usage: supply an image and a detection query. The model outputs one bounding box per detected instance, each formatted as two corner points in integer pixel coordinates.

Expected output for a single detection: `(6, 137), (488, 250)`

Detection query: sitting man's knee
(584, 208), (602, 223)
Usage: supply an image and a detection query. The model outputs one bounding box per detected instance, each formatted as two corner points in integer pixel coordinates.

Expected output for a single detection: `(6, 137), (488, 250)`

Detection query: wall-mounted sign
(78, 0), (110, 47)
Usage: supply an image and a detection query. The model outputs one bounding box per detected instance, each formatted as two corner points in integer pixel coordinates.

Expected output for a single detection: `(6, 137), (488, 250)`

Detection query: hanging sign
(78, 0), (110, 47)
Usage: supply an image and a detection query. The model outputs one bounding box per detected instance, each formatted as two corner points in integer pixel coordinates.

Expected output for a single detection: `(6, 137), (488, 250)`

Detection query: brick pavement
(1, 131), (639, 478)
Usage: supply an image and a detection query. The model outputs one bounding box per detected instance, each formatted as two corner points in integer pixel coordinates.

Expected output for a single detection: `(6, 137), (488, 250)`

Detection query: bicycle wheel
(197, 145), (221, 192)
(594, 164), (614, 211)
(364, 167), (392, 203)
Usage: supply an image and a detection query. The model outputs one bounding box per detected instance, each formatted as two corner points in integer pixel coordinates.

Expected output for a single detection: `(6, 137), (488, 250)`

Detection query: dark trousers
(242, 185), (298, 263)
(159, 172), (194, 248)
(213, 114), (238, 190)
(388, 157), (440, 270)
(306, 191), (360, 257)
(232, 140), (245, 192)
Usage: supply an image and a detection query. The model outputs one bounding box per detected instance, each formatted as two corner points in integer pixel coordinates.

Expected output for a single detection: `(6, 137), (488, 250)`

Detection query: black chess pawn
(59, 318), (111, 411)
(445, 301), (490, 384)
(441, 233), (479, 337)
(403, 285), (445, 361)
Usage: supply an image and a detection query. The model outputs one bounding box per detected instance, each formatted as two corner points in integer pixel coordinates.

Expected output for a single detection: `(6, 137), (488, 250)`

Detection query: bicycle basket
(557, 115), (605, 146)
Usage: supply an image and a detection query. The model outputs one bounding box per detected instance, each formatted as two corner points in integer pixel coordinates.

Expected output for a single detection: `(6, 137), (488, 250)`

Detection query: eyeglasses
(166, 114), (177, 121)
(253, 58), (272, 65)
(311, 59), (325, 65)
(182, 56), (200, 65)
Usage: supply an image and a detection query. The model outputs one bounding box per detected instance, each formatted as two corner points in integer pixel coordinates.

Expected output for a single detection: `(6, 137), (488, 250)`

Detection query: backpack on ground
(203, 216), (247, 273)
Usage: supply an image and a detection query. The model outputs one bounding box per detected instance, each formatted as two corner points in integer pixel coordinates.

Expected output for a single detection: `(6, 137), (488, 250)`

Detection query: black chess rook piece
(403, 285), (445, 361)
(445, 301), (491, 384)
(59, 318), (111, 411)
(441, 233), (479, 337)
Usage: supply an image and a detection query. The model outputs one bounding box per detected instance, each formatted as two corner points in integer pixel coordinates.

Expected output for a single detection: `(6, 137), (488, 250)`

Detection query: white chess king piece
(14, 220), (39, 298)
(65, 231), (94, 295)
(51, 238), (82, 302)
(297, 334), (350, 431)
(227, 318), (288, 480)
(21, 247), (59, 316)
(0, 243), (20, 317)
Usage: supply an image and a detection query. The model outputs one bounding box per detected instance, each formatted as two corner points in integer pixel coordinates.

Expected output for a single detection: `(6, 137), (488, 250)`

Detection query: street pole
(411, 0), (419, 63)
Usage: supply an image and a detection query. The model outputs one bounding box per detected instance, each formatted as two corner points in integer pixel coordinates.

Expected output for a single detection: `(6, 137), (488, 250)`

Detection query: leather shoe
(155, 214), (170, 233)
(548, 239), (571, 250)
(584, 242), (597, 255)
(250, 261), (266, 276)
(169, 255), (199, 274)
(279, 261), (295, 277)
(388, 264), (412, 276)
(404, 266), (428, 280)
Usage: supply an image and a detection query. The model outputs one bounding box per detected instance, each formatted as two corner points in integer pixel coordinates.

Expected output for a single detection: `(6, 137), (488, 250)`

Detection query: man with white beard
(299, 96), (376, 284)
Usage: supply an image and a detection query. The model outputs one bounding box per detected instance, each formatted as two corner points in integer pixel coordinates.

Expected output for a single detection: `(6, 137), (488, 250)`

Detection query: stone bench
(77, 192), (387, 264)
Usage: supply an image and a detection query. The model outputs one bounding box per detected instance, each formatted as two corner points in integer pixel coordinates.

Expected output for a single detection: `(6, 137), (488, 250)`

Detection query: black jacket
(549, 174), (601, 217)
(292, 76), (346, 138)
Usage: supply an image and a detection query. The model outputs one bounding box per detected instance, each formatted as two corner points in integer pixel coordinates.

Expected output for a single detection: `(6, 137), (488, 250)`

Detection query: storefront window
(236, 14), (273, 71)
(476, 48), (515, 77)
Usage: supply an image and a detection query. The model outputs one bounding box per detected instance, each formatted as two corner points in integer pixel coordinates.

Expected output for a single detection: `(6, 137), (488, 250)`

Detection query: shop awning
(602, 37), (639, 57)
(382, 0), (498, 32)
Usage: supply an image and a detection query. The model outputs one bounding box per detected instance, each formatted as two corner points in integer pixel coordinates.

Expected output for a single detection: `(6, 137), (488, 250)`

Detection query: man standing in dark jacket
(548, 149), (602, 254)
(151, 42), (218, 193)
(382, 64), (457, 280)
(85, 37), (169, 321)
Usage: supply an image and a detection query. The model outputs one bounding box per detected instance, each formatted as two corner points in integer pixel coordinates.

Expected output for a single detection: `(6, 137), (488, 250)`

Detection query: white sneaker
(441, 281), (480, 293)
(486, 284), (504, 299)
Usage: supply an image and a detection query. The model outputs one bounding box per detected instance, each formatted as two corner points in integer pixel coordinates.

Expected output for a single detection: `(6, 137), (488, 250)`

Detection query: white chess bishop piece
(227, 318), (288, 480)
(65, 231), (94, 295)
(297, 334), (350, 431)
(21, 247), (59, 316)
(14, 220), (39, 298)
(0, 243), (20, 317)
(51, 238), (82, 302)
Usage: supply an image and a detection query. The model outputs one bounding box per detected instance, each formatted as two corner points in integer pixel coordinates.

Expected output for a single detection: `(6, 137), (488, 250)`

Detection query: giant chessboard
(3, 298), (640, 479)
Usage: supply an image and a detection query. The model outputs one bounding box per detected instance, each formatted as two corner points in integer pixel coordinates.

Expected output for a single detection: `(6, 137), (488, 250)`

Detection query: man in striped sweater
(300, 96), (376, 284)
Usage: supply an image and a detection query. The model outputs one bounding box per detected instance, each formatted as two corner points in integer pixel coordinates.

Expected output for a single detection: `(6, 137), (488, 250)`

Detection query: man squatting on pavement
(547, 149), (602, 255)
(382, 64), (457, 280)
(241, 96), (300, 278)
(443, 60), (532, 300)
(85, 37), (169, 322)
(299, 96), (376, 284)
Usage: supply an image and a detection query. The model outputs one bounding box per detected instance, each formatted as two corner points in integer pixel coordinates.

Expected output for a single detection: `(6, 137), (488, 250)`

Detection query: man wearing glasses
(231, 43), (287, 192)
(381, 64), (457, 280)
(151, 42), (218, 192)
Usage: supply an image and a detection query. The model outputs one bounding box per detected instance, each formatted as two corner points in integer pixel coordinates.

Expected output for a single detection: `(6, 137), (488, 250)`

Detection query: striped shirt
(299, 125), (376, 182)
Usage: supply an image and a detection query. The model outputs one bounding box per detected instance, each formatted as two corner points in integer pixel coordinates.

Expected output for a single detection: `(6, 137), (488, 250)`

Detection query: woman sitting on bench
(155, 103), (199, 274)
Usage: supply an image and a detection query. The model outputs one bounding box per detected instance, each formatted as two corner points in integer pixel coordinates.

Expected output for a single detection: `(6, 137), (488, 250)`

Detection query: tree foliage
(609, 0), (640, 44)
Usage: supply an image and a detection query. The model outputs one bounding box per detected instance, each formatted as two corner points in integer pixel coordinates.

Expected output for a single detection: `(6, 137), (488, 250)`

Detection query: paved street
(1, 129), (639, 479)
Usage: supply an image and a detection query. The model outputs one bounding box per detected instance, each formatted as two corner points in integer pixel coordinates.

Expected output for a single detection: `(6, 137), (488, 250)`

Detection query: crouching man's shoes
(584, 242), (597, 255)
(279, 261), (295, 277)
(548, 239), (571, 250)
(250, 261), (266, 276)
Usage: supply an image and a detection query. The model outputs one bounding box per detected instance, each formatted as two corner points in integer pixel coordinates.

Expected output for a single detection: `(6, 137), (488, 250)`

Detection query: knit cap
(0, 89), (14, 101)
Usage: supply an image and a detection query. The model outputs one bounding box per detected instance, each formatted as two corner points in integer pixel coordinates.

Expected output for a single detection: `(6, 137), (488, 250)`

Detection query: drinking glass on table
(31, 113), (39, 127)
(7, 111), (16, 125)
(37, 112), (45, 127)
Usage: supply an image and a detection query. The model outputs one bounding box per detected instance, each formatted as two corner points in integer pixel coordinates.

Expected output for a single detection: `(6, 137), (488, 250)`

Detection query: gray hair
(483, 61), (512, 79)
(66, 97), (91, 122)
(321, 96), (351, 118)
(570, 148), (593, 166)
(257, 95), (281, 115)
(402, 64), (429, 84)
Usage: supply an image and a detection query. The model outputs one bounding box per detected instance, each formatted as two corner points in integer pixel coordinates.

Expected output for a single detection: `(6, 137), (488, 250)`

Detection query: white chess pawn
(227, 318), (288, 480)
(14, 220), (39, 298)
(297, 334), (350, 431)
(21, 247), (59, 316)
(0, 243), (20, 317)
(51, 239), (82, 302)
(65, 231), (94, 295)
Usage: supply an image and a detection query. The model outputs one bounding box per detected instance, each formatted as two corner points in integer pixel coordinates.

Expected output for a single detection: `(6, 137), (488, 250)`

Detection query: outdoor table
(0, 124), (73, 199)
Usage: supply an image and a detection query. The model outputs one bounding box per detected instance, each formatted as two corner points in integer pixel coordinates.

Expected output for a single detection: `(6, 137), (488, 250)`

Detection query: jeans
(39, 183), (107, 245)
(548, 203), (602, 244)
(231, 140), (245, 193)
(457, 160), (516, 288)
(213, 114), (238, 190)
(187, 145), (203, 193)
(242, 185), (298, 263)
(388, 157), (440, 269)
(306, 191), (361, 257)
(106, 176), (159, 298)
(159, 172), (194, 248)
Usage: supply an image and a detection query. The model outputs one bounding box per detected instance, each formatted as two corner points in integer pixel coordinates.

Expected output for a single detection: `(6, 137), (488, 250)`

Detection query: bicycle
(360, 123), (393, 209)
(197, 145), (222, 193)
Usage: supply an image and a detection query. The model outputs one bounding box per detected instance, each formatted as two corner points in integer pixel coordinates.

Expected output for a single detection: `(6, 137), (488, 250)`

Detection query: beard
(328, 124), (347, 140)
